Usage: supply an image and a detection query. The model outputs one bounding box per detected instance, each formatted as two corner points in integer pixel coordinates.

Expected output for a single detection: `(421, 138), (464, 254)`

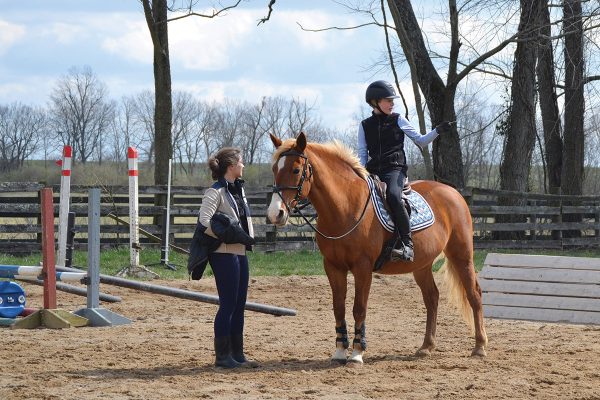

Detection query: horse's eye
(293, 168), (300, 174)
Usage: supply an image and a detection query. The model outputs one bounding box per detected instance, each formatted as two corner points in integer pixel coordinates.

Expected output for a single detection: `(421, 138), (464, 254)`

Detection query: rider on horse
(358, 80), (452, 262)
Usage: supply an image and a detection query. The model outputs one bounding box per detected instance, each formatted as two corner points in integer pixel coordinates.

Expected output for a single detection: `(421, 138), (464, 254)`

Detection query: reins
(291, 191), (371, 240)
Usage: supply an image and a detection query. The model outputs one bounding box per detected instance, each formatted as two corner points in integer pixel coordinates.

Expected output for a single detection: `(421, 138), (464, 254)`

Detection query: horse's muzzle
(270, 208), (288, 226)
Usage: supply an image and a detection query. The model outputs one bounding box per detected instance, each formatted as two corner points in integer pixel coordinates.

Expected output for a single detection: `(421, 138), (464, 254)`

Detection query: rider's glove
(435, 121), (453, 135)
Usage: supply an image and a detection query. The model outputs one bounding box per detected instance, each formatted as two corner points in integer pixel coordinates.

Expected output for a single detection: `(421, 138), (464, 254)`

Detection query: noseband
(271, 148), (371, 240)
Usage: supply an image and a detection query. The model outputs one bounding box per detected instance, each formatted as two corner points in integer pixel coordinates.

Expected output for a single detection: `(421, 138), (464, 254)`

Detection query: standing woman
(199, 147), (257, 369)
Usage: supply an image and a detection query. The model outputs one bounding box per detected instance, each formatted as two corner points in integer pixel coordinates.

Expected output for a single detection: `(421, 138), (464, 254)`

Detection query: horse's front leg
(324, 261), (348, 364)
(349, 267), (373, 365)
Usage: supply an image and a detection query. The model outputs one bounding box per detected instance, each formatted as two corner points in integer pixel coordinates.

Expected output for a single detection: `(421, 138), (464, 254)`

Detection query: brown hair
(208, 147), (241, 180)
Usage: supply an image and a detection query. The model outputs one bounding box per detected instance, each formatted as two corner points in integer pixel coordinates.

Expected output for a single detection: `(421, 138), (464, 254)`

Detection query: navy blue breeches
(208, 253), (249, 338)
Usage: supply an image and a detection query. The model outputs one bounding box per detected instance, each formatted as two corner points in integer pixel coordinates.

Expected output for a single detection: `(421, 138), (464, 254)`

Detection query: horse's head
(267, 132), (313, 226)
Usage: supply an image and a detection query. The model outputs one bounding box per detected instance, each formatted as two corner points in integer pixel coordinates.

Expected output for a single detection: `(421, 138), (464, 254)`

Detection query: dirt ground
(1, 273), (599, 400)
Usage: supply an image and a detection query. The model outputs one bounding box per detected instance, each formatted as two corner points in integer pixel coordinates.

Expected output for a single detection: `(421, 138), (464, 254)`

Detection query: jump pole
(56, 264), (297, 316)
(57, 145), (72, 268)
(11, 188), (88, 329)
(73, 189), (131, 327)
(14, 278), (121, 303)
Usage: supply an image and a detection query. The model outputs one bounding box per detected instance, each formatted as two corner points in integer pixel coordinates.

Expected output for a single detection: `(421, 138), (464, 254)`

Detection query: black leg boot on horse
(214, 336), (241, 369)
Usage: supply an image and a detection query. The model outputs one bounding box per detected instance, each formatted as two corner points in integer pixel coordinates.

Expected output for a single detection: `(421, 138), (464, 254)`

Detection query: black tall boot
(389, 192), (414, 262)
(399, 232), (414, 261)
(214, 336), (241, 369)
(230, 334), (259, 368)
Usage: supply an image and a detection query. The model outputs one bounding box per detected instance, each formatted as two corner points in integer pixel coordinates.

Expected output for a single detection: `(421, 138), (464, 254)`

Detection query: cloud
(101, 18), (153, 64)
(42, 22), (86, 45)
(0, 20), (26, 54)
(98, 8), (361, 71)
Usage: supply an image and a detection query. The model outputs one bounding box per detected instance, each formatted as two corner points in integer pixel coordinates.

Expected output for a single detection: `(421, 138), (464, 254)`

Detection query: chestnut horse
(267, 132), (487, 365)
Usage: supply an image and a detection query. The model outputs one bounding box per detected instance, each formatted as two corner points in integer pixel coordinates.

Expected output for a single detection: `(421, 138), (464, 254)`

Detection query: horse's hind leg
(445, 250), (488, 357)
(324, 260), (349, 364)
(412, 266), (439, 357)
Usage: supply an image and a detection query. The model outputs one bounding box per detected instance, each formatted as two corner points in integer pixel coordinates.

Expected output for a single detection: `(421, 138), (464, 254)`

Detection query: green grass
(1, 247), (599, 280)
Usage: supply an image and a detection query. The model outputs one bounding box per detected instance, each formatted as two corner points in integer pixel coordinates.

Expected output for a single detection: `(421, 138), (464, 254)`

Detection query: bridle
(271, 148), (371, 240)
(271, 149), (313, 212)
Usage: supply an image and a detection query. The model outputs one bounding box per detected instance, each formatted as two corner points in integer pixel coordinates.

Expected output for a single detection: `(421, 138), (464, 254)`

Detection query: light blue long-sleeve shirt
(357, 114), (440, 166)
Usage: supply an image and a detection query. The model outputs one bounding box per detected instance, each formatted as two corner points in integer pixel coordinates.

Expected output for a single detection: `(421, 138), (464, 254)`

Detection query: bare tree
(178, 100), (214, 175)
(108, 95), (144, 166)
(171, 91), (201, 175)
(242, 97), (273, 165)
(141, 0), (173, 185)
(499, 0), (541, 195)
(0, 103), (47, 172)
(141, 0), (277, 185)
(561, 0), (586, 197)
(48, 66), (114, 163)
(131, 90), (156, 162)
(537, 0), (562, 195)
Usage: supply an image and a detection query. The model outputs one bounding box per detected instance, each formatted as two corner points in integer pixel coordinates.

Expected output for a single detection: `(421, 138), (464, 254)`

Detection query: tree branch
(585, 75), (600, 84)
(258, 0), (277, 25)
(165, 0), (242, 23)
(297, 21), (381, 32)
(380, 0), (408, 116)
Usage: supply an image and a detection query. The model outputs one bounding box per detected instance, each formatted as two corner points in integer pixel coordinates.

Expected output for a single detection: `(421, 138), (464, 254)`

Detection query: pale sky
(0, 0), (412, 132)
(0, 0), (515, 138)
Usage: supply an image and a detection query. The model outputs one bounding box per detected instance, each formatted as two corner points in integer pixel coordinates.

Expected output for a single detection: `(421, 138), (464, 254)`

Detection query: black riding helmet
(365, 80), (399, 105)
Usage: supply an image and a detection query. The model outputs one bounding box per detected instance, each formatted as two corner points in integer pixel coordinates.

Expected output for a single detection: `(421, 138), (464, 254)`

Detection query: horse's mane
(272, 138), (368, 180)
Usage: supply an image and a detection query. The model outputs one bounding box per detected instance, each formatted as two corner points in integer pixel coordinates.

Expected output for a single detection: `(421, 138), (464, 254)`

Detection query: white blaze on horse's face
(267, 155), (290, 226)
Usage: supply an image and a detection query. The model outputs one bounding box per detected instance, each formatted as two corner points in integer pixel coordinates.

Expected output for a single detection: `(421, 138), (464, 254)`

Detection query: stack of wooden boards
(479, 253), (600, 325)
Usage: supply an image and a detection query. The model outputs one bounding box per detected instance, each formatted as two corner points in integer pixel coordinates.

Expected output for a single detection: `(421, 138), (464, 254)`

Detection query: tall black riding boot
(214, 336), (241, 369)
(390, 233), (414, 262)
(400, 232), (414, 261)
(230, 334), (259, 368)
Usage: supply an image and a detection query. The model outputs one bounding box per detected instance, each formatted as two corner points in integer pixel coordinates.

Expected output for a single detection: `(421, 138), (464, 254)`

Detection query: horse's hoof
(471, 347), (487, 357)
(348, 351), (364, 366)
(415, 348), (432, 358)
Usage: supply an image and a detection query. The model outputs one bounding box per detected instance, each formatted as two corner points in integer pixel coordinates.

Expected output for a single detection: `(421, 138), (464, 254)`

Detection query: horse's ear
(270, 133), (282, 148)
(296, 131), (307, 152)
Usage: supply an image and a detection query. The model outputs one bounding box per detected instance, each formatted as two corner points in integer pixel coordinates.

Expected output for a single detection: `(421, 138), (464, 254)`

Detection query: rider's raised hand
(435, 121), (454, 134)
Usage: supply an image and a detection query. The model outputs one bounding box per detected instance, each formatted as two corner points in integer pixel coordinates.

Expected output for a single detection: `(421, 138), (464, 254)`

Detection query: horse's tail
(439, 256), (475, 334)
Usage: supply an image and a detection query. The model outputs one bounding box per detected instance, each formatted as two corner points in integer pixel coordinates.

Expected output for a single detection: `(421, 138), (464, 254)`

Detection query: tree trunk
(498, 0), (540, 239)
(536, 0), (562, 195)
(388, 0), (465, 188)
(143, 0), (173, 187)
(561, 0), (585, 239)
(536, 0), (563, 240)
(561, 0), (585, 196)
(387, 0), (433, 180)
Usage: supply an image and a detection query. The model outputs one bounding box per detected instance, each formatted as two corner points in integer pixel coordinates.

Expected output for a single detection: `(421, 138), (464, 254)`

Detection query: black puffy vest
(362, 113), (407, 174)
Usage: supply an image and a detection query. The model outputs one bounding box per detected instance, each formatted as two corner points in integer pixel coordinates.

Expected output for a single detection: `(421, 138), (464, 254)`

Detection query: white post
(128, 147), (139, 271)
(162, 158), (172, 263)
(57, 145), (72, 267)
